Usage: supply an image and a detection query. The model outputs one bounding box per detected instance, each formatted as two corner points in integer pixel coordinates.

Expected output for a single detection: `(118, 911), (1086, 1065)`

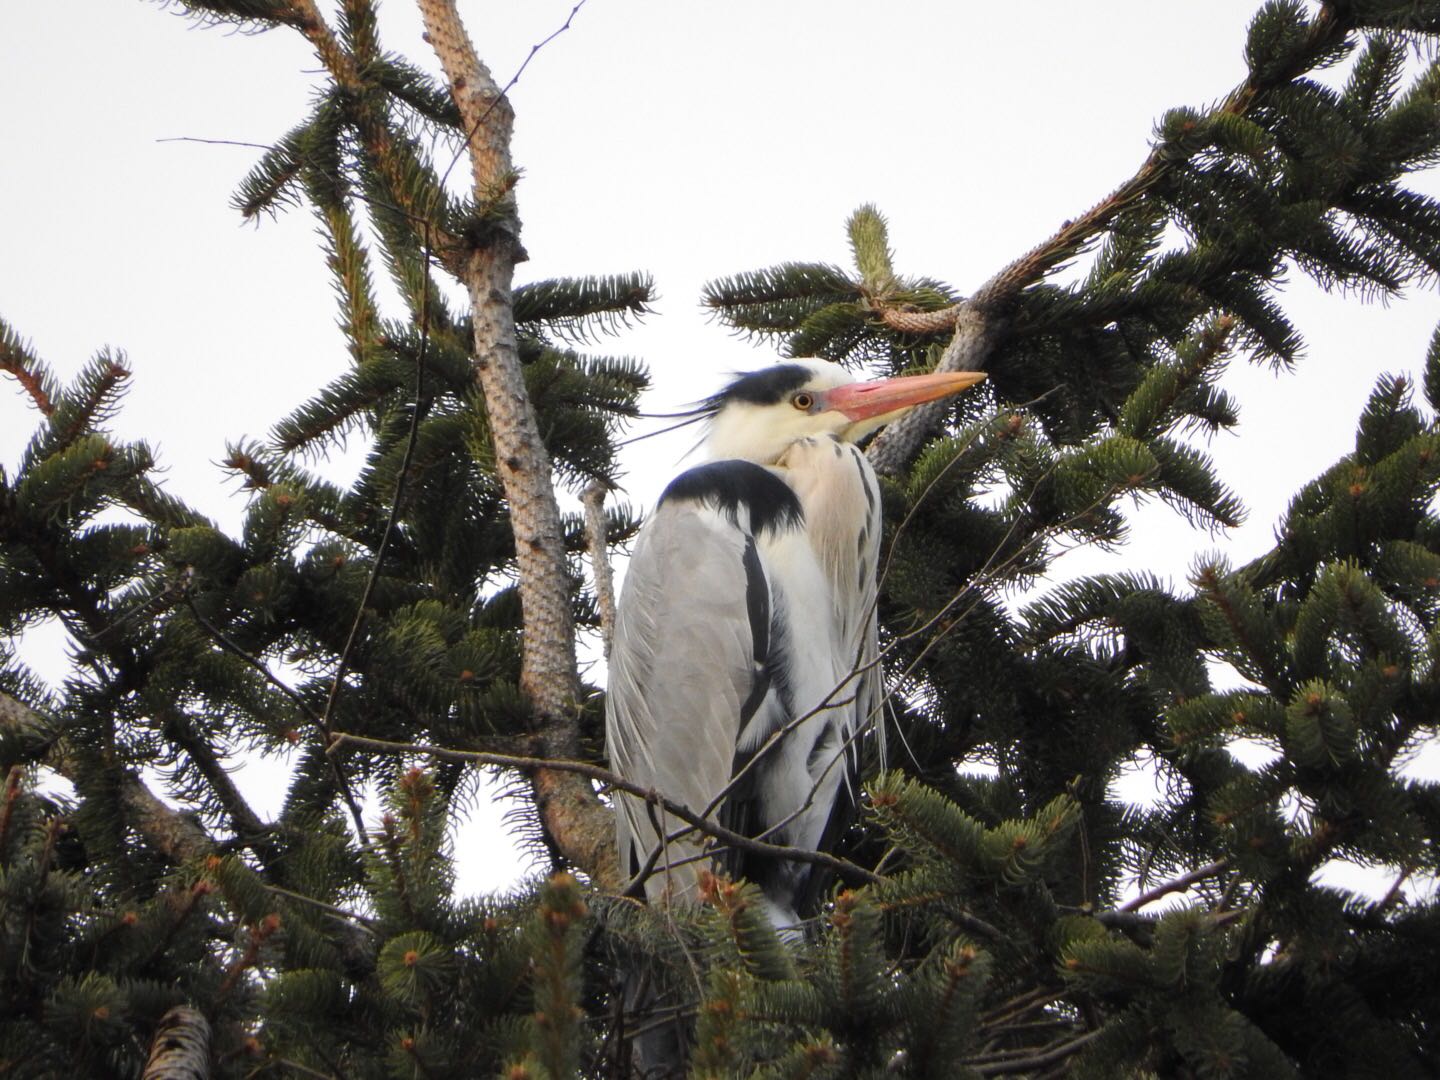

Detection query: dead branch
(583, 479), (618, 658)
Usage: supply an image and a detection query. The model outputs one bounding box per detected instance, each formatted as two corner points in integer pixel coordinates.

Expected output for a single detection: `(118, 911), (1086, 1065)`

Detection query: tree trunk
(141, 1006), (212, 1080)
(416, 0), (618, 887)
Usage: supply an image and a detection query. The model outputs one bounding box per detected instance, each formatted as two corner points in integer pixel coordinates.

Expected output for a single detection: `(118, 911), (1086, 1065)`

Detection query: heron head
(703, 358), (986, 464)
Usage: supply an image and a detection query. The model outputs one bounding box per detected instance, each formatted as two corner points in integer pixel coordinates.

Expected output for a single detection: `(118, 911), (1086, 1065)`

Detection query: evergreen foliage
(4, 0), (1440, 1076)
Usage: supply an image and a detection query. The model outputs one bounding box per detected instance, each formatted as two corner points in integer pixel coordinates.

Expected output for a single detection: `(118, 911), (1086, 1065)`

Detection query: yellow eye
(792, 392), (814, 411)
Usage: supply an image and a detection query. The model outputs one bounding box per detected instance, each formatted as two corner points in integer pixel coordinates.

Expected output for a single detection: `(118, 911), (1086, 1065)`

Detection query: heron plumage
(607, 358), (984, 935)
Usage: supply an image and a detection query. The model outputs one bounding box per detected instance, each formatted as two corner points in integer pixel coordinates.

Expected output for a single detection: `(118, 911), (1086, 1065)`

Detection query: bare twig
(1118, 859), (1229, 913)
(156, 136), (274, 151)
(1374, 864), (1413, 913)
(434, 0), (589, 194)
(186, 599), (323, 725)
(582, 479), (618, 658)
(327, 730), (880, 886)
(981, 986), (1065, 1027)
(971, 1028), (1103, 1075)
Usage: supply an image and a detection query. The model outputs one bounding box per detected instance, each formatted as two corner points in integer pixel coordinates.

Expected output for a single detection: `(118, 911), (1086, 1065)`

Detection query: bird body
(607, 359), (984, 932)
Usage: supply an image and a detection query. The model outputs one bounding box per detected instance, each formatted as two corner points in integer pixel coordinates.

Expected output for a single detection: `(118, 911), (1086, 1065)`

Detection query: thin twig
(327, 730), (881, 886)
(981, 985), (1066, 1026)
(187, 599), (323, 725)
(971, 1028), (1103, 1075)
(156, 136), (275, 150)
(1374, 864), (1413, 912)
(262, 882), (378, 932)
(434, 0), (589, 194)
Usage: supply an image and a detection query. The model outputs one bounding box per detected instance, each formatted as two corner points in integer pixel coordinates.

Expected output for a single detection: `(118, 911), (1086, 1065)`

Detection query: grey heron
(606, 358), (986, 932)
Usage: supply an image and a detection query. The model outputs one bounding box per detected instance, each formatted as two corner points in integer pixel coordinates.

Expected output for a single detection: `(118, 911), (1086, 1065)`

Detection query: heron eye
(792, 392), (815, 411)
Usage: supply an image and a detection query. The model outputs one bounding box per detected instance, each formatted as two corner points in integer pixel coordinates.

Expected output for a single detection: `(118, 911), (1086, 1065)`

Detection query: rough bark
(141, 1006), (212, 1080)
(867, 302), (1001, 477)
(416, 0), (618, 887)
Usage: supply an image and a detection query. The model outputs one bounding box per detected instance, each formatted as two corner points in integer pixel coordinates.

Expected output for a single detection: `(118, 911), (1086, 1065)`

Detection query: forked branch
(867, 3), (1346, 474)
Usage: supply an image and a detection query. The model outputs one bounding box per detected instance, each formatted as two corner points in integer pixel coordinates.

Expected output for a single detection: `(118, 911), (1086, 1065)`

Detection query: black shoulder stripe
(735, 537), (772, 730)
(741, 538), (770, 669)
(658, 459), (803, 538)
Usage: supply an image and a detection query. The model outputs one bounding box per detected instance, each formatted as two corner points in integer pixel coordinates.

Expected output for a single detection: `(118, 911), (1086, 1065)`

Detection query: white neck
(704, 403), (801, 464)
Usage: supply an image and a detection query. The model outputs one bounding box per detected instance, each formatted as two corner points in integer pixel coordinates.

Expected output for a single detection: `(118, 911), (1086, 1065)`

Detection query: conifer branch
(4, 688), (374, 952)
(186, 599), (324, 726)
(0, 318), (56, 415)
(1, 691), (212, 864)
(159, 708), (272, 842)
(278, 0), (465, 271)
(415, 0), (619, 888)
(312, 217), (434, 847)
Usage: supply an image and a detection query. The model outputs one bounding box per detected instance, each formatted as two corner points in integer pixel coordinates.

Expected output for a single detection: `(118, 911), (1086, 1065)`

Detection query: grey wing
(606, 500), (771, 906)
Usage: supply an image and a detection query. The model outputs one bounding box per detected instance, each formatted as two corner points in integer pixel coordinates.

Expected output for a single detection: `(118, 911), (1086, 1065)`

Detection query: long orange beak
(826, 369), (987, 422)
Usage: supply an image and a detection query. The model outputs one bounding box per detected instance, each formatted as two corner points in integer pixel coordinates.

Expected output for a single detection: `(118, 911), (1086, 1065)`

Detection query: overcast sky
(4, 1), (1439, 897)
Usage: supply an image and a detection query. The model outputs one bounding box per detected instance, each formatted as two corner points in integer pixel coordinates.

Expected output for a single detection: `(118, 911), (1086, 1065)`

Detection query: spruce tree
(2, 1), (1440, 1077)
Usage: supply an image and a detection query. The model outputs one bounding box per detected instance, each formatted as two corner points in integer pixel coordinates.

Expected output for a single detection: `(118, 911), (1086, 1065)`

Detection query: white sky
(3, 1), (1439, 900)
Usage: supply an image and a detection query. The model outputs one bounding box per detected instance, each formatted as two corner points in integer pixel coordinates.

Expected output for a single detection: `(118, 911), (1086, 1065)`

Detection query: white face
(704, 359), (871, 464)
